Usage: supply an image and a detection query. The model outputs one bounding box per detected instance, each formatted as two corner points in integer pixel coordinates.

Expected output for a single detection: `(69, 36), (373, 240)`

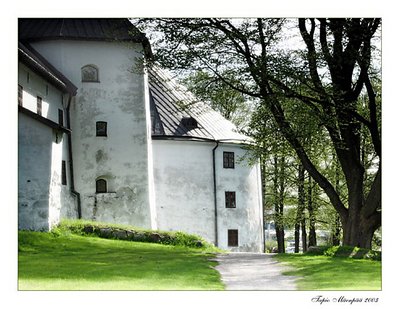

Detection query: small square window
(228, 229), (238, 247)
(223, 152), (235, 169)
(225, 191), (236, 208)
(37, 96), (42, 116)
(61, 160), (67, 186)
(96, 121), (107, 137)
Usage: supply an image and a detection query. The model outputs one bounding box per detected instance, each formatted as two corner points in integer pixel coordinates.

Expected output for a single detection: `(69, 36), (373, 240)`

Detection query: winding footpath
(213, 253), (298, 290)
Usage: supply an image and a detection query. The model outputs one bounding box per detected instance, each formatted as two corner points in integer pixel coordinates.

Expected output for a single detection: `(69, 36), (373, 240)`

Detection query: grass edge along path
(18, 229), (224, 290)
(274, 253), (381, 290)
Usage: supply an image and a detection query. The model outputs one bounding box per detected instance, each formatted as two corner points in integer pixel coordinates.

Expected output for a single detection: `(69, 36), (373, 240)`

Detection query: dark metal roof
(149, 67), (251, 143)
(18, 18), (146, 43)
(18, 42), (77, 95)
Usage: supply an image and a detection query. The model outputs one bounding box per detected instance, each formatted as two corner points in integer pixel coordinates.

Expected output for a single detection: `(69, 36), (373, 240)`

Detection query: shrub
(265, 240), (278, 253)
(56, 219), (219, 250)
(306, 245), (381, 261)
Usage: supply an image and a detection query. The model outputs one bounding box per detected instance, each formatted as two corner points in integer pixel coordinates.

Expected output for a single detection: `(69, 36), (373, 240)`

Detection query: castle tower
(19, 18), (157, 229)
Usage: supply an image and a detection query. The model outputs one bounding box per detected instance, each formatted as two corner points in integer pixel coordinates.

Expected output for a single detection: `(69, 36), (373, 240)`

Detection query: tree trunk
(331, 213), (341, 246)
(335, 148), (380, 249)
(294, 223), (300, 253)
(295, 164), (305, 253)
(331, 154), (342, 246)
(342, 206), (380, 249)
(276, 227), (285, 253)
(307, 174), (317, 247)
(301, 220), (308, 253)
(273, 154), (286, 253)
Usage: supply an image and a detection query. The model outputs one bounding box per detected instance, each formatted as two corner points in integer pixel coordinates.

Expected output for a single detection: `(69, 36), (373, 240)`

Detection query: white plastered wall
(152, 139), (216, 241)
(18, 65), (77, 230)
(31, 40), (155, 229)
(152, 139), (264, 252)
(215, 144), (264, 252)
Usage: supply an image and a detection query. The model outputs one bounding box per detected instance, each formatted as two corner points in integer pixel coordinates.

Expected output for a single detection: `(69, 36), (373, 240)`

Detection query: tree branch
(266, 95), (348, 221)
(299, 18), (327, 97)
(364, 73), (381, 157)
(318, 19), (334, 72)
(362, 165), (381, 218)
(208, 19), (263, 87)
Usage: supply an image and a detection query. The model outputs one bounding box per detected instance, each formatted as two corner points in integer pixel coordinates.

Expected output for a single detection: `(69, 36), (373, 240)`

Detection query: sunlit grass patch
(275, 253), (381, 290)
(18, 231), (223, 290)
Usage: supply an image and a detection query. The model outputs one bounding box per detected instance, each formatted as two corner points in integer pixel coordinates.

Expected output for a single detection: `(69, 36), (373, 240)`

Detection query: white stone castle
(18, 18), (264, 252)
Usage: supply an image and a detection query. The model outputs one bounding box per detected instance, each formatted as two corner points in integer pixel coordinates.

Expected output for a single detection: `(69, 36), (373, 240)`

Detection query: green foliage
(182, 70), (252, 129)
(265, 240), (278, 253)
(18, 231), (224, 290)
(136, 17), (382, 249)
(56, 219), (220, 251)
(306, 245), (381, 261)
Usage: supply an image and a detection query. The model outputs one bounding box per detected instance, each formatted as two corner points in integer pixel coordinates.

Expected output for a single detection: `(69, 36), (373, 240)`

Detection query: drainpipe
(212, 141), (219, 247)
(66, 95), (81, 219)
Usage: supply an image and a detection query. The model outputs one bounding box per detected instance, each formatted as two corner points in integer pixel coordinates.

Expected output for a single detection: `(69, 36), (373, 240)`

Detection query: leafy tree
(135, 18), (381, 248)
(246, 104), (294, 253)
(182, 71), (251, 129)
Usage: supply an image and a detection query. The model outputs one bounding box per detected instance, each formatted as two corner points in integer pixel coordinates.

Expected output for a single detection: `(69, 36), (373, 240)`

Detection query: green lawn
(18, 231), (224, 290)
(275, 254), (381, 290)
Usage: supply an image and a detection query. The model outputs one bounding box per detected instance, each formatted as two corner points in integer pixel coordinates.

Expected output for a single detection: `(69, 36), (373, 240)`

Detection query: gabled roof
(149, 67), (251, 144)
(18, 42), (77, 95)
(18, 18), (146, 43)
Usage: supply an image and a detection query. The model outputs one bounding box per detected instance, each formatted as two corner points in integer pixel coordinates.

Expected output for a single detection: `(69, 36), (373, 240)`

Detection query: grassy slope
(275, 254), (382, 290)
(18, 231), (224, 290)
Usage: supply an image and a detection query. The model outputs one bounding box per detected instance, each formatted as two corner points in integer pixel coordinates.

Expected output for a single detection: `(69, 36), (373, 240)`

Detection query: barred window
(225, 191), (236, 208)
(96, 121), (107, 137)
(223, 152), (235, 169)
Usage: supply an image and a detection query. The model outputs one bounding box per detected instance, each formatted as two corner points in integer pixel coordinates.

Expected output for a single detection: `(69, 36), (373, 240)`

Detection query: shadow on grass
(18, 231), (222, 290)
(275, 254), (381, 290)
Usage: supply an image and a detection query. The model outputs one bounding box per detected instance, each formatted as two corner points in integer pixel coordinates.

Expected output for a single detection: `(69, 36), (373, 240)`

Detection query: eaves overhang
(18, 42), (77, 95)
(18, 105), (71, 134)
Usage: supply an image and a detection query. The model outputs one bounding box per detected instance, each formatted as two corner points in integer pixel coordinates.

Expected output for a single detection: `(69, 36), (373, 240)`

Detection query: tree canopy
(135, 18), (381, 249)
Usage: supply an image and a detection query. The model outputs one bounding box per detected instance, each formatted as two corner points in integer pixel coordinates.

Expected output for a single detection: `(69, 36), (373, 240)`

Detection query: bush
(306, 245), (381, 261)
(56, 219), (218, 250)
(265, 240), (278, 253)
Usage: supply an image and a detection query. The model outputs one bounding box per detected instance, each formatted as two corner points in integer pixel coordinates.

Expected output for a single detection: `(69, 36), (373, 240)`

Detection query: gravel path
(213, 253), (298, 290)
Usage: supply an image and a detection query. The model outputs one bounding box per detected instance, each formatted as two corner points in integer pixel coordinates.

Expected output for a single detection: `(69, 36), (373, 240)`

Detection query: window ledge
(95, 192), (116, 196)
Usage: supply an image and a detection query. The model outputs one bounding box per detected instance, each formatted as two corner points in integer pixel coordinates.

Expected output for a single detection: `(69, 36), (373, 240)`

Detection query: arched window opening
(81, 64), (99, 82)
(96, 179), (107, 193)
